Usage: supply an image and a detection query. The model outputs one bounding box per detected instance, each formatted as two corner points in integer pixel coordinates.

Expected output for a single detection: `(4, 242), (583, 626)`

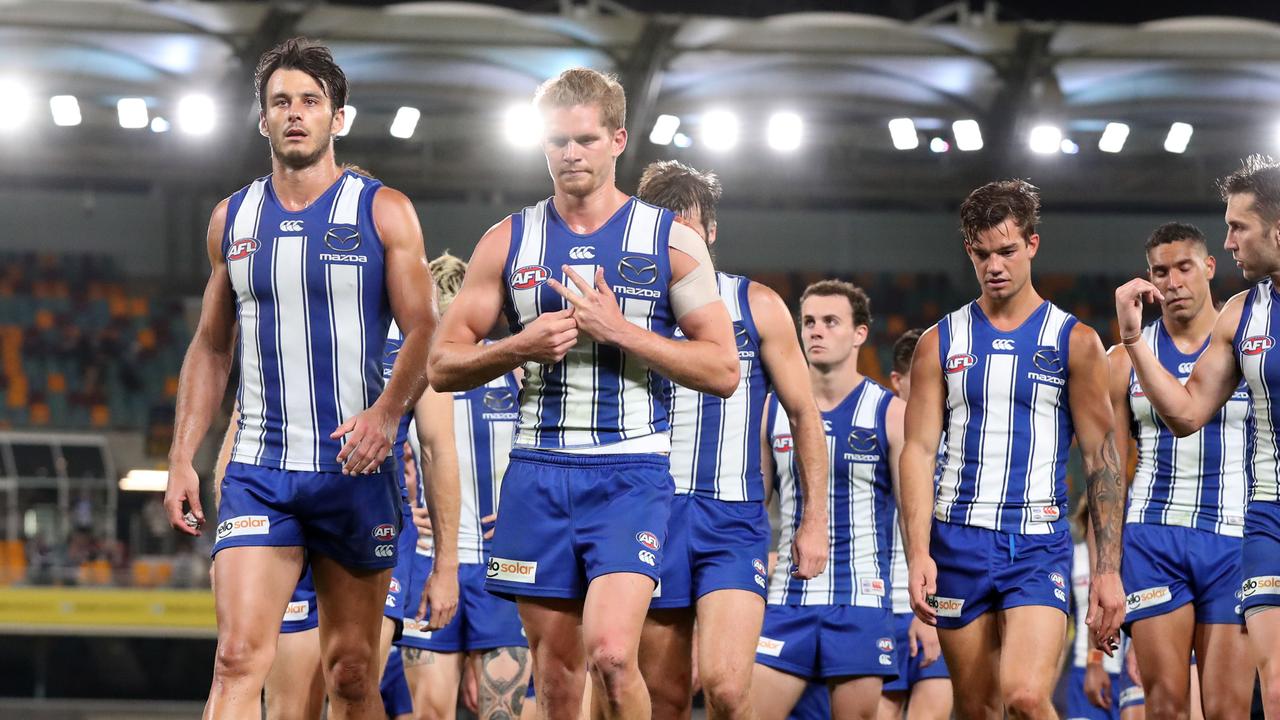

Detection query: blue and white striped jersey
(226, 170), (391, 472)
(934, 301), (1077, 534)
(767, 379), (896, 607)
(668, 273), (771, 502)
(1128, 319), (1248, 535)
(1235, 278), (1280, 502)
(383, 320), (413, 464)
(503, 198), (679, 450)
(889, 438), (947, 614)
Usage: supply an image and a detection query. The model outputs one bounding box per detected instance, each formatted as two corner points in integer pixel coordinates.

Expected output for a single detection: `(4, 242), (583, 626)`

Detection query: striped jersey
(668, 272), (771, 501)
(384, 320), (413, 463)
(226, 170), (391, 472)
(767, 379), (896, 607)
(1235, 278), (1280, 502)
(889, 439), (946, 614)
(1071, 542), (1123, 673)
(934, 301), (1077, 534)
(503, 198), (678, 450)
(1127, 319), (1249, 535)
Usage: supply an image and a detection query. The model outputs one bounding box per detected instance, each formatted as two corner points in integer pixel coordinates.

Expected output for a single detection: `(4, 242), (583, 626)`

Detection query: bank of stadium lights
(337, 105), (356, 137)
(503, 103), (541, 147)
(952, 120), (983, 152)
(117, 97), (148, 129)
(1098, 123), (1129, 154)
(888, 118), (918, 151)
(389, 106), (420, 140)
(49, 95), (81, 127)
(177, 94), (215, 135)
(0, 79), (30, 131)
(766, 112), (803, 152)
(1060, 138), (1080, 155)
(1029, 124), (1062, 154)
(929, 137), (949, 153)
(673, 132), (692, 149)
(649, 114), (680, 146)
(1164, 122), (1193, 154)
(701, 110), (739, 152)
(150, 117), (170, 133)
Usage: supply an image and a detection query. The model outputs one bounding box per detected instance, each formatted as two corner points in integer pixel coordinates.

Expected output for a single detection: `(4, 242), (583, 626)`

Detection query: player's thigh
(311, 553), (392, 672)
(518, 596), (584, 662)
(581, 571), (658, 661)
(937, 612), (1001, 710)
(265, 627), (325, 720)
(1193, 622), (1253, 715)
(1129, 603), (1195, 700)
(750, 663), (809, 720)
(829, 676), (885, 720)
(212, 546), (304, 662)
(402, 648), (465, 720)
(906, 678), (954, 720)
(696, 588), (766, 689)
(996, 605), (1066, 698)
(476, 645), (534, 719)
(639, 607), (695, 710)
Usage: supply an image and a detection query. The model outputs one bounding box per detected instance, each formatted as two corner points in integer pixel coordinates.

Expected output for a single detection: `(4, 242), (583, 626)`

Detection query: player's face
(1146, 240), (1215, 324)
(541, 104), (627, 198)
(259, 69), (344, 170)
(1224, 193), (1280, 282)
(801, 294), (867, 370)
(965, 218), (1039, 301)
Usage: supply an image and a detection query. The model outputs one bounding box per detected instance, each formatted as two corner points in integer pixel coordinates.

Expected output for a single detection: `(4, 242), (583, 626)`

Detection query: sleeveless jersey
(767, 379), (896, 607)
(889, 438), (947, 614)
(935, 301), (1077, 534)
(383, 320), (414, 464)
(1071, 542), (1123, 673)
(1236, 278), (1280, 502)
(668, 272), (771, 501)
(226, 170), (391, 472)
(503, 198), (678, 450)
(453, 373), (519, 564)
(1128, 319), (1249, 535)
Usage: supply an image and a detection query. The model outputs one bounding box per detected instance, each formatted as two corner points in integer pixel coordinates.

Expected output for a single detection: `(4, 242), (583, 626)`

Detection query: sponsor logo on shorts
(877, 637), (894, 652)
(860, 577), (886, 597)
(216, 515), (270, 541)
(1049, 571), (1065, 589)
(488, 557), (538, 583)
(638, 550), (656, 567)
(1242, 576), (1280, 597)
(772, 434), (793, 453)
(385, 595), (397, 608)
(879, 654), (894, 666)
(389, 578), (401, 594)
(1126, 585), (1172, 611)
(402, 617), (433, 640)
(753, 559), (767, 576)
(636, 531), (660, 550)
(755, 574), (766, 589)
(372, 524), (396, 541)
(945, 354), (976, 374)
(1031, 505), (1061, 523)
(374, 544), (395, 558)
(1242, 335), (1275, 356)
(756, 636), (785, 657)
(283, 601), (309, 622)
(927, 595), (964, 618)
(1054, 589), (1067, 603)
(510, 265), (551, 290)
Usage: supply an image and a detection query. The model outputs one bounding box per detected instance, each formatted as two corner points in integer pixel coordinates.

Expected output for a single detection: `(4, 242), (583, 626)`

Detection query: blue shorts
(881, 612), (951, 692)
(215, 462), (402, 570)
(401, 555), (527, 652)
(1122, 523), (1242, 627)
(1241, 501), (1280, 612)
(1065, 666), (1127, 720)
(380, 646), (413, 717)
(651, 494), (770, 608)
(787, 682), (829, 720)
(385, 505), (418, 622)
(486, 449), (674, 600)
(281, 565), (319, 633)
(930, 521), (1071, 629)
(756, 604), (898, 680)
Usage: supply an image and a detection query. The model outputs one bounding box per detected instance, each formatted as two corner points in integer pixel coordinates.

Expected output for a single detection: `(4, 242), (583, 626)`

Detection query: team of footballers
(161, 34), (1280, 720)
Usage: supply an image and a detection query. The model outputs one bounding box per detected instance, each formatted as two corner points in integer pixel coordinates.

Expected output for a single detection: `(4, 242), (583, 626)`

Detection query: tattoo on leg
(403, 647), (437, 667)
(478, 646), (531, 720)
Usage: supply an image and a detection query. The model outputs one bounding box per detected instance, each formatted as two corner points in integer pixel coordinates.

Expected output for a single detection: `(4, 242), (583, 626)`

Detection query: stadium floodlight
(700, 110), (739, 152)
(673, 132), (692, 148)
(952, 119), (983, 151)
(649, 114), (680, 145)
(503, 103), (541, 146)
(337, 105), (356, 137)
(0, 79), (31, 131)
(1164, 122), (1193, 154)
(1029, 124), (1062, 154)
(117, 97), (148, 129)
(390, 106), (421, 139)
(1060, 138), (1080, 154)
(1098, 122), (1129, 153)
(150, 116), (170, 133)
(177, 94), (215, 135)
(119, 469), (169, 492)
(930, 137), (950, 153)
(49, 95), (81, 127)
(888, 118), (918, 150)
(767, 111), (803, 152)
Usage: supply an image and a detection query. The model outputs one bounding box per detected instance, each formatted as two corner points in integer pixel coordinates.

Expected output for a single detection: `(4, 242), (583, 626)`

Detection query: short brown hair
(534, 68), (626, 131)
(960, 179), (1041, 246)
(800, 280), (872, 328)
(1218, 154), (1280, 226)
(636, 160), (722, 239)
(255, 37), (348, 114)
(892, 328), (925, 375)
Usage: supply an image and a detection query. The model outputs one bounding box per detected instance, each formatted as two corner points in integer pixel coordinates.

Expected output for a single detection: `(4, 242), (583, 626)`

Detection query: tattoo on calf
(479, 646), (531, 720)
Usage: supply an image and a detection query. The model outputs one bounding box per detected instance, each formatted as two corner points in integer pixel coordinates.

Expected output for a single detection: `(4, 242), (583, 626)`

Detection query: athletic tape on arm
(668, 224), (720, 320)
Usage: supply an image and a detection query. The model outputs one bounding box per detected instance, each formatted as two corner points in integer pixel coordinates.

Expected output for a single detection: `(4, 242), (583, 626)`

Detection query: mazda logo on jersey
(324, 227), (361, 252)
(618, 256), (658, 286)
(847, 428), (878, 453)
(734, 323), (751, 349)
(483, 389), (515, 412)
(1033, 348), (1064, 374)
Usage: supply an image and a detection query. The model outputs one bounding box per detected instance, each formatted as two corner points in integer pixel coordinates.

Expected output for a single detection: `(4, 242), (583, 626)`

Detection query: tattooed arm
(1067, 323), (1126, 654)
(476, 646), (532, 720)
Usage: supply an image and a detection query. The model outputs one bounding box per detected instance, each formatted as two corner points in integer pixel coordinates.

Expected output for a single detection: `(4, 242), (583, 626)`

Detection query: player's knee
(586, 641), (640, 700)
(1142, 681), (1189, 719)
(326, 649), (376, 702)
(213, 634), (274, 681)
(701, 669), (751, 715)
(1001, 683), (1050, 718)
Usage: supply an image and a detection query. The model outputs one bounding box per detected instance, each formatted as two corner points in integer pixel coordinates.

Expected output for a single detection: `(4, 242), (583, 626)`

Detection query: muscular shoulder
(747, 280), (793, 337)
(1068, 321), (1104, 352)
(473, 216), (514, 263)
(371, 186), (419, 238)
(1218, 289), (1250, 331)
(205, 197), (232, 258)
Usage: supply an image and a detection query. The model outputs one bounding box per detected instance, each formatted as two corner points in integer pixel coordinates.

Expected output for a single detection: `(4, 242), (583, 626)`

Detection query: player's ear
(613, 126), (628, 158)
(854, 324), (869, 346)
(331, 105), (345, 136)
(259, 112), (268, 138)
(1025, 233), (1040, 259)
(1203, 253), (1216, 280)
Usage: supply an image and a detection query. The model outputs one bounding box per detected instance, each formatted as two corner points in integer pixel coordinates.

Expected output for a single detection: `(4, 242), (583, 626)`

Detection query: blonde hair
(430, 252), (467, 313)
(533, 68), (626, 131)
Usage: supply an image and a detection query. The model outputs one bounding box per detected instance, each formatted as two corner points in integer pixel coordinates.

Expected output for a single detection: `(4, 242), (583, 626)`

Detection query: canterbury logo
(992, 338), (1015, 350)
(569, 246), (595, 260)
(279, 220), (304, 232)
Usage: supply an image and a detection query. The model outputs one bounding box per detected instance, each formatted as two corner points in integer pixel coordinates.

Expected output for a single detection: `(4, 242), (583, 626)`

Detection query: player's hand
(548, 267), (629, 346)
(412, 505), (433, 537)
(163, 463), (204, 536)
(330, 402), (397, 475)
(514, 307), (578, 364)
(908, 615), (942, 668)
(480, 513), (497, 541)
(461, 654), (480, 714)
(418, 562), (459, 631)
(1084, 662), (1112, 709)
(908, 552), (939, 625)
(1086, 570), (1126, 656)
(791, 516), (829, 579)
(1115, 278), (1164, 340)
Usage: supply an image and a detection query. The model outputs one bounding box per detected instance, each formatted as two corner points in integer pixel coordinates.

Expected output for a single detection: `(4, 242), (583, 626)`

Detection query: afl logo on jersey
(1242, 336), (1275, 356)
(636, 531), (661, 551)
(324, 227), (361, 252)
(228, 238), (259, 261)
(773, 434), (794, 453)
(511, 265), (551, 290)
(1129, 381), (1145, 398)
(945, 354), (976, 374)
(618, 256), (659, 286)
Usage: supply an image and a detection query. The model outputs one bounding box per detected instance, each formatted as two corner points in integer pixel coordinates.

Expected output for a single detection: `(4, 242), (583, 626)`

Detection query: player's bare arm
(165, 198), (235, 536)
(1067, 323), (1126, 654)
(900, 326), (945, 624)
(414, 385), (460, 630)
(1106, 346), (1136, 492)
(1116, 280), (1245, 436)
(428, 218), (578, 391)
(331, 187), (436, 475)
(750, 281), (828, 579)
(550, 222), (738, 398)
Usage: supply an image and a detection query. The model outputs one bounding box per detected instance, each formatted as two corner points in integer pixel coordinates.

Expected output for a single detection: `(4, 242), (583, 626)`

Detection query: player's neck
(809, 361), (863, 412)
(976, 283), (1044, 331)
(270, 154), (343, 212)
(1161, 304), (1217, 353)
(552, 182), (630, 235)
